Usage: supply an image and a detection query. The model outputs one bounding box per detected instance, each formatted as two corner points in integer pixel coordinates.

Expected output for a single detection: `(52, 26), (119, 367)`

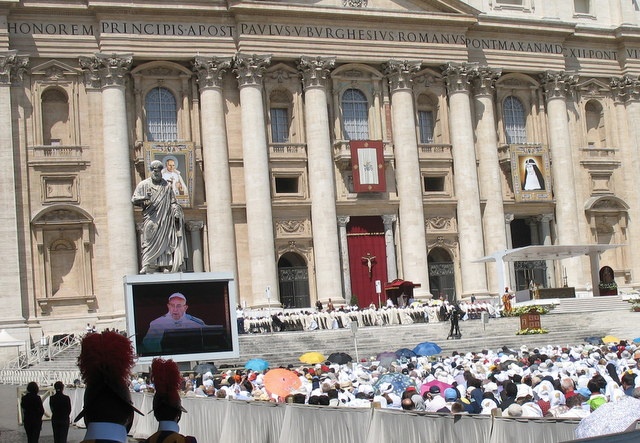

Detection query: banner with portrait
(511, 145), (552, 202)
(350, 140), (386, 193)
(143, 142), (195, 208)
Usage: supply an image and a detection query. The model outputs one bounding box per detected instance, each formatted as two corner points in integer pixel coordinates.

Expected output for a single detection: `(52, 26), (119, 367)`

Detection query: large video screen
(124, 273), (239, 364)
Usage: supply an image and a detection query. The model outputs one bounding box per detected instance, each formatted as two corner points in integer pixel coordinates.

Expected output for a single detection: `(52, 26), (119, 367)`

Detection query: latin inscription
(6, 20), (637, 60)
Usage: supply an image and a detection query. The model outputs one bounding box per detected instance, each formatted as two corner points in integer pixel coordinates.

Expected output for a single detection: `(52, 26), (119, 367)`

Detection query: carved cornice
(192, 56), (232, 90)
(426, 216), (453, 231)
(442, 62), (475, 95)
(540, 71), (577, 101)
(0, 51), (29, 86)
(79, 53), (133, 89)
(383, 60), (421, 92)
(298, 56), (335, 90)
(234, 53), (272, 88)
(472, 66), (501, 97)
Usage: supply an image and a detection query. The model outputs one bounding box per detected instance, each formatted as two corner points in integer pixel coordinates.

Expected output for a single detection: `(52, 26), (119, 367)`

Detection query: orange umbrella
(263, 368), (302, 398)
(299, 352), (326, 365)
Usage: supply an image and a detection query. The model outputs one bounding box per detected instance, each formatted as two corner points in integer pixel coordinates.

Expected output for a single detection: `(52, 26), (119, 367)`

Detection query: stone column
(443, 63), (488, 297)
(472, 66), (506, 295)
(193, 56), (237, 276)
(80, 54), (137, 295)
(504, 213), (515, 290)
(298, 56), (344, 304)
(612, 76), (640, 287)
(186, 221), (204, 273)
(540, 72), (582, 287)
(337, 216), (352, 303)
(538, 214), (556, 287)
(527, 218), (540, 245)
(382, 214), (398, 281)
(384, 60), (430, 296)
(234, 54), (279, 307)
(0, 51), (28, 321)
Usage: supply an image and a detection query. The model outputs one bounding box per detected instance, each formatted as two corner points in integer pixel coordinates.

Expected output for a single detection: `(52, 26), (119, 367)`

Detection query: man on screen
(142, 293), (206, 353)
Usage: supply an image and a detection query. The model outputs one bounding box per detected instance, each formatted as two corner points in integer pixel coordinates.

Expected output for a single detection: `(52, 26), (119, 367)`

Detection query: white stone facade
(1, 0), (639, 353)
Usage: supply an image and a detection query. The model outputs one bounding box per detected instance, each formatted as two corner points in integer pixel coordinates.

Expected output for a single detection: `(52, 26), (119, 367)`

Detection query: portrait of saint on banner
(143, 141), (195, 208)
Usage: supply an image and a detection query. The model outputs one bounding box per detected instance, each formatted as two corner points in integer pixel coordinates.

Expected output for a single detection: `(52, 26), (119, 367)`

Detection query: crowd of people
(124, 337), (640, 439)
(240, 298), (499, 333)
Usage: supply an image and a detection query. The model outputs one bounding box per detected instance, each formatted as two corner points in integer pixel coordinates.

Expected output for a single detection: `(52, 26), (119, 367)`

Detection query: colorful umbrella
(376, 351), (398, 368)
(299, 351), (327, 365)
(602, 335), (621, 344)
(373, 373), (418, 396)
(244, 358), (269, 372)
(263, 368), (302, 398)
(420, 379), (453, 396)
(575, 396), (640, 438)
(413, 341), (442, 356)
(327, 352), (353, 365)
(633, 337), (640, 343)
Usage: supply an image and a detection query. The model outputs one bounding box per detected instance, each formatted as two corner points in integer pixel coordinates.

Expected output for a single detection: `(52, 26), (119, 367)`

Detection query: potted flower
(629, 299), (640, 312)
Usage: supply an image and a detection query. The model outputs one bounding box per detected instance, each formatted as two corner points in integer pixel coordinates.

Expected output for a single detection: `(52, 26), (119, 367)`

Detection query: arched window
(416, 93), (438, 144)
(42, 88), (70, 145)
(503, 96), (527, 144)
(342, 88), (369, 140)
(145, 87), (178, 142)
(585, 100), (606, 148)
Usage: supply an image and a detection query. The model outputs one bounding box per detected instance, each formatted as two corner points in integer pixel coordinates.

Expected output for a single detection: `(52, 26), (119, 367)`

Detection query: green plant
(350, 293), (359, 306)
(516, 328), (549, 335)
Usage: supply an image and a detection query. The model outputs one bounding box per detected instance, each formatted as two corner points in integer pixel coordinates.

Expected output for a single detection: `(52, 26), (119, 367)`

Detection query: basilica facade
(1, 0), (640, 352)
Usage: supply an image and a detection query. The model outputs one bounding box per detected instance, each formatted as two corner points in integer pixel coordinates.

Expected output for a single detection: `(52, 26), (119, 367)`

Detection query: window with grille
(418, 110), (435, 143)
(503, 96), (527, 144)
(270, 107), (289, 143)
(145, 87), (178, 142)
(342, 88), (369, 140)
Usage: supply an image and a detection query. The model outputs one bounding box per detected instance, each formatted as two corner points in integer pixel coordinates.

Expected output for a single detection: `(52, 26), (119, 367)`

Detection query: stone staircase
(549, 295), (631, 314)
(3, 301), (639, 382)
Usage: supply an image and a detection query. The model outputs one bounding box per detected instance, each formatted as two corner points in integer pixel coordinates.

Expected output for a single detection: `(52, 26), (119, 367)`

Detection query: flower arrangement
(628, 298), (640, 311)
(516, 327), (549, 335)
(510, 305), (551, 316)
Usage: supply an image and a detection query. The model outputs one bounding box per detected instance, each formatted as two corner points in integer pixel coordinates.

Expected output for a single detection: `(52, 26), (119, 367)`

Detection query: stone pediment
(577, 78), (611, 96)
(250, 0), (478, 15)
(30, 60), (81, 79)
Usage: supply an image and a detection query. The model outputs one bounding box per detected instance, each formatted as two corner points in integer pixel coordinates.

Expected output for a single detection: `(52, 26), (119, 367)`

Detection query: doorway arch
(428, 247), (456, 302)
(278, 252), (310, 308)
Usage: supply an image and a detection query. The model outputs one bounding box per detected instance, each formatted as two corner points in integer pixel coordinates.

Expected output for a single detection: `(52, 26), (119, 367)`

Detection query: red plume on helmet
(150, 357), (186, 420)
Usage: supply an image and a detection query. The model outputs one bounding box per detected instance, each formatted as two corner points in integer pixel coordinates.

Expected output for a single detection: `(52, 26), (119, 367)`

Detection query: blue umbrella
(373, 372), (418, 396)
(413, 341), (442, 356)
(245, 358), (269, 371)
(395, 348), (417, 359)
(584, 336), (602, 345)
(633, 337), (640, 343)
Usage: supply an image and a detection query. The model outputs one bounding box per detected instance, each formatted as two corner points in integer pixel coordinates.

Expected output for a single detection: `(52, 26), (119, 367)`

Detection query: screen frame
(124, 272), (239, 365)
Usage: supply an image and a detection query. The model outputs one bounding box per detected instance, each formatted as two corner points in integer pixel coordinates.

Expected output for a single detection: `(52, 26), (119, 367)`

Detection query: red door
(347, 216), (388, 308)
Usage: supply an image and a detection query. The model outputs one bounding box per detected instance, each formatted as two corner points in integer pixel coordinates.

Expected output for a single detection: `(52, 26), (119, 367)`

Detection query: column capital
(0, 51), (29, 85)
(472, 66), (501, 97)
(186, 220), (204, 231)
(382, 214), (397, 227)
(442, 62), (474, 95)
(193, 56), (233, 90)
(337, 215), (350, 227)
(298, 56), (335, 90)
(537, 213), (554, 223)
(504, 213), (515, 224)
(79, 53), (133, 89)
(383, 60), (421, 92)
(611, 75), (640, 103)
(540, 71), (577, 101)
(234, 53), (272, 88)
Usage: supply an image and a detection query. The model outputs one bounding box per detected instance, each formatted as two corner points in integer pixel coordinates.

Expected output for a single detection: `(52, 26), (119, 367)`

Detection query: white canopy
(474, 244), (625, 295)
(0, 329), (24, 347)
